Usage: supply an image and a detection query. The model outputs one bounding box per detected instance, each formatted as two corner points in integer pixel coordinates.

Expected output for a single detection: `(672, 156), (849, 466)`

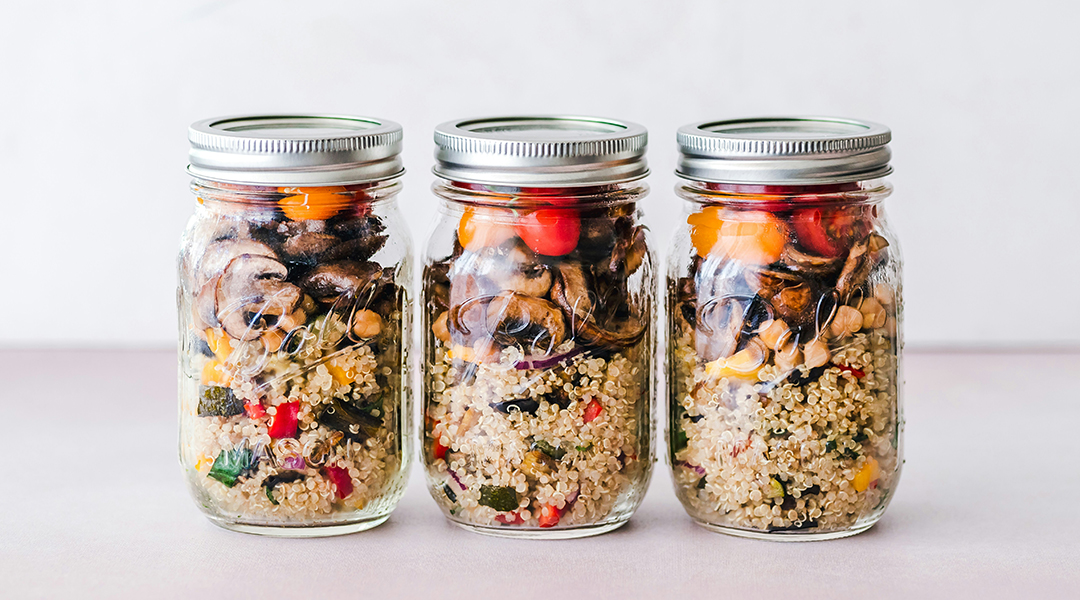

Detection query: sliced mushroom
(215, 254), (303, 341)
(328, 216), (388, 262)
(623, 226), (648, 276)
(551, 263), (645, 348)
(781, 245), (843, 273)
(299, 260), (382, 304)
(281, 231), (341, 261)
(775, 283), (812, 322)
(576, 217), (617, 261)
(488, 242), (552, 297)
(836, 238), (871, 300)
(485, 291), (567, 357)
(196, 239), (276, 287)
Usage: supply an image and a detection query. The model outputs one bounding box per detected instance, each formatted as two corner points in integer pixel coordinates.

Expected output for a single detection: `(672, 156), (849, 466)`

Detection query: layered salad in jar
(423, 189), (654, 535)
(178, 184), (408, 531)
(669, 187), (901, 537)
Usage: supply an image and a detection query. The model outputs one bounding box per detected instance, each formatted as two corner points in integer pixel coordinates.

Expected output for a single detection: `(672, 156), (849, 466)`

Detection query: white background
(1, 0), (1078, 348)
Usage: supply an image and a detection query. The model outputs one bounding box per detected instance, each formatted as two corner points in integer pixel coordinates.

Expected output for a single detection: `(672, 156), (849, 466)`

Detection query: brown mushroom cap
(448, 297), (489, 348)
(551, 262), (645, 348)
(485, 291), (567, 357)
(197, 239), (277, 287)
(299, 260), (382, 304)
(281, 231), (341, 261)
(451, 241), (552, 298)
(836, 238), (871, 300)
(215, 254), (303, 341)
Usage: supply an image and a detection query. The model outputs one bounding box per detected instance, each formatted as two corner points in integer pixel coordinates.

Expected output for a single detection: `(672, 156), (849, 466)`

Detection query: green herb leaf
(533, 439), (566, 460)
(207, 446), (254, 487)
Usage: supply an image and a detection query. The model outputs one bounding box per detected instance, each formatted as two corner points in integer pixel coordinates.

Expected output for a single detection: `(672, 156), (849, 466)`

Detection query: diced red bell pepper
(433, 436), (449, 461)
(583, 399), (603, 423)
(267, 401), (300, 439)
(835, 364), (866, 378)
(495, 512), (525, 525)
(538, 504), (561, 528)
(244, 401), (266, 420)
(322, 465), (353, 500)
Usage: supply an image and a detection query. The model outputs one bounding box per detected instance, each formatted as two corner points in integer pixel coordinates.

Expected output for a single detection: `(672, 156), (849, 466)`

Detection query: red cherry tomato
(514, 208), (580, 256)
(791, 208), (865, 257)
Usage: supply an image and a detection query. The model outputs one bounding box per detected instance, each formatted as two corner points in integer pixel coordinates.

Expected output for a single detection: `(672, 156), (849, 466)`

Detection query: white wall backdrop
(1, 0), (1078, 348)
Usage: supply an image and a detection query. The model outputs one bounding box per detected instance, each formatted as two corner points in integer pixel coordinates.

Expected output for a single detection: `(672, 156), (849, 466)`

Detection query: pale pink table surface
(1, 350), (1077, 599)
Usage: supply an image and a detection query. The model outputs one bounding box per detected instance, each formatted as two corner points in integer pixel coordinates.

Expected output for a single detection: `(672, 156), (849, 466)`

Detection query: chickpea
(859, 297), (887, 330)
(758, 319), (790, 351)
(775, 340), (802, 371)
(830, 306), (863, 338)
(351, 309), (383, 339)
(804, 339), (831, 368)
(432, 311), (451, 344)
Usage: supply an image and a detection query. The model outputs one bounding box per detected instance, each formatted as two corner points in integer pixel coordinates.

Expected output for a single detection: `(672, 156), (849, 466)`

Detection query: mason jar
(177, 115), (412, 536)
(667, 117), (903, 540)
(422, 116), (656, 538)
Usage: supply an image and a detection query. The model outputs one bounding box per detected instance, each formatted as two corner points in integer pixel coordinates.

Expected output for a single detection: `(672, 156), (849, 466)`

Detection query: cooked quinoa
(181, 316), (406, 525)
(670, 325), (899, 533)
(425, 339), (650, 529)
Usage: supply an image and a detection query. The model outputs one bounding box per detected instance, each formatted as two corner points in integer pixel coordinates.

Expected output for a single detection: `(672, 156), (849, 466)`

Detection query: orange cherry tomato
(514, 208), (580, 256)
(457, 206), (517, 251)
(688, 207), (785, 264)
(278, 186), (348, 221)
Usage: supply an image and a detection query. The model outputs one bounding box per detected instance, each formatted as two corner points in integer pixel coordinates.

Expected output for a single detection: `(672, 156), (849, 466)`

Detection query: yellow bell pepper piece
(205, 328), (235, 359)
(853, 456), (881, 492)
(201, 359), (232, 386)
(325, 362), (355, 386)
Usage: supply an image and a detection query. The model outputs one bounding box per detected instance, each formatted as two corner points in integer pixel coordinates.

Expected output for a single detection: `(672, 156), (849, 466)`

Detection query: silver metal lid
(188, 114), (404, 185)
(433, 115), (649, 186)
(676, 117), (892, 185)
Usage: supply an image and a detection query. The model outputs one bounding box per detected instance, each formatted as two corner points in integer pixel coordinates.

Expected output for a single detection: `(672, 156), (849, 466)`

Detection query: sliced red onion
(676, 460), (706, 476)
(514, 346), (589, 370)
(280, 455), (306, 470)
(564, 488), (580, 509)
(448, 468), (466, 492)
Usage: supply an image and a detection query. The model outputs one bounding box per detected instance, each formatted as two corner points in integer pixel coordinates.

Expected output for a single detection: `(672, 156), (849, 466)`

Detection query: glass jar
(177, 115), (412, 536)
(667, 117), (903, 540)
(422, 116), (655, 538)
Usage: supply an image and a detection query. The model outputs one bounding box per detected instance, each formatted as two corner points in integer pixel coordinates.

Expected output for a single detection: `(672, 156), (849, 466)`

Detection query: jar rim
(676, 116), (892, 185)
(433, 115), (649, 186)
(188, 114), (404, 186)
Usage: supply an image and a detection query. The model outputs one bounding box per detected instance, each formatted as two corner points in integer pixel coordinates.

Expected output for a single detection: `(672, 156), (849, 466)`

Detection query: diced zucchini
(478, 485), (518, 512)
(198, 386), (244, 418)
